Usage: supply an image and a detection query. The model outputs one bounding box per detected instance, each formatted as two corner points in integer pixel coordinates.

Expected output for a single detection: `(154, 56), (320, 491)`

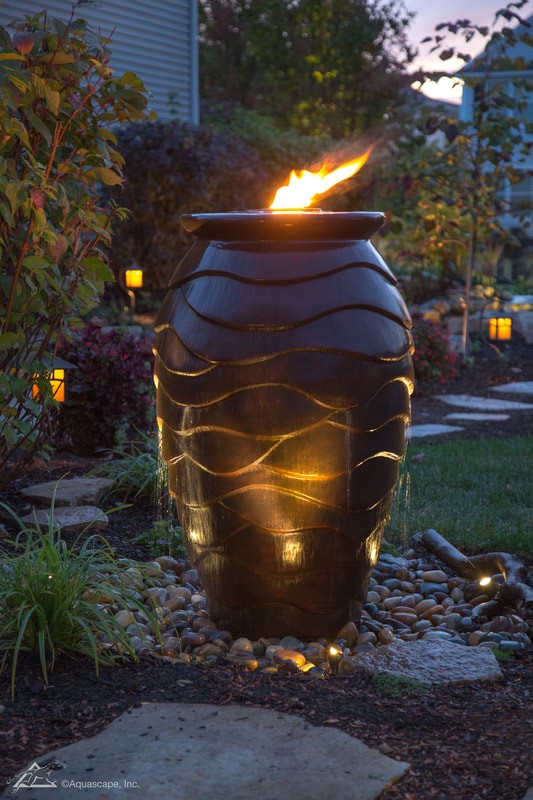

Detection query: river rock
(154, 555), (184, 574)
(379, 628), (395, 645)
(418, 582), (449, 595)
(421, 570), (448, 583)
(273, 649), (307, 667)
(421, 630), (454, 642)
(114, 610), (135, 628)
(280, 635), (305, 651)
(304, 643), (327, 664)
(231, 637), (254, 654)
(180, 631), (206, 648)
(393, 612), (418, 627)
(336, 621), (359, 647)
(357, 632), (377, 646)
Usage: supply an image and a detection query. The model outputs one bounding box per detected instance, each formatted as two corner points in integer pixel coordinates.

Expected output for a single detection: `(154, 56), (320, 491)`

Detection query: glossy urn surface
(154, 211), (414, 639)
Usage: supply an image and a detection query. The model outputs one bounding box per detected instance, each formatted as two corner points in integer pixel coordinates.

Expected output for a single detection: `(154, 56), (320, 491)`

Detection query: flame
(269, 146), (373, 210)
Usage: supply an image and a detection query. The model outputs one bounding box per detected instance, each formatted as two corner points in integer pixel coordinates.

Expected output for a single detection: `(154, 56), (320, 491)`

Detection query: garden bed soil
(0, 336), (532, 799)
(1, 651), (532, 800)
(412, 335), (533, 440)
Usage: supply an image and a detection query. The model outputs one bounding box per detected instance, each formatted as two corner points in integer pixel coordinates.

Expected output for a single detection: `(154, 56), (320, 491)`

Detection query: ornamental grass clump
(0, 503), (155, 698)
(411, 312), (458, 393)
(88, 428), (160, 502)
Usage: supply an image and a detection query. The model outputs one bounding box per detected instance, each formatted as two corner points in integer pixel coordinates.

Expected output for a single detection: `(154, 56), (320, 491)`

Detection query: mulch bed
(0, 335), (532, 799)
(412, 335), (533, 440)
(1, 653), (532, 799)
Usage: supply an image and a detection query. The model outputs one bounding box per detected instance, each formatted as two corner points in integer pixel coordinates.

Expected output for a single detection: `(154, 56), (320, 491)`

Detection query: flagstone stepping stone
(408, 423), (464, 438)
(437, 394), (533, 411)
(4, 703), (409, 800)
(445, 412), (510, 421)
(490, 381), (533, 396)
(346, 639), (503, 687)
(21, 506), (108, 532)
(20, 477), (114, 507)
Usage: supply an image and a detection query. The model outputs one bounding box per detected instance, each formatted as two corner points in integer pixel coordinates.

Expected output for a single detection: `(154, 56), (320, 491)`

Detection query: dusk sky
(403, 0), (530, 103)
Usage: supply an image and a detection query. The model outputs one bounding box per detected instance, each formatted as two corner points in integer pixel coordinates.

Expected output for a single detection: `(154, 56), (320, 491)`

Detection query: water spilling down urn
(153, 155), (414, 639)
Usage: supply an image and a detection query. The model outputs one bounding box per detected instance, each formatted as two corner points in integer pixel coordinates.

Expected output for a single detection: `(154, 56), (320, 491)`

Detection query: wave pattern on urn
(154, 211), (414, 639)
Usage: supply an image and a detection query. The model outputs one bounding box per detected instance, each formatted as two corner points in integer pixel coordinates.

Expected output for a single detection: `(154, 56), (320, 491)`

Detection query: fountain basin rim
(180, 210), (386, 242)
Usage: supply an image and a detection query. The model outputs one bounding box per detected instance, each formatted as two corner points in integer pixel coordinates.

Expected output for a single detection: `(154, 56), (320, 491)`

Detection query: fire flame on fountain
(269, 145), (373, 210)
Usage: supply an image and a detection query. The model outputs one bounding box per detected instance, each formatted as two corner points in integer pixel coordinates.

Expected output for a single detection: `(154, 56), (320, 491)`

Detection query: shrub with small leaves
(109, 120), (267, 289)
(0, 10), (148, 488)
(56, 320), (155, 454)
(411, 312), (458, 394)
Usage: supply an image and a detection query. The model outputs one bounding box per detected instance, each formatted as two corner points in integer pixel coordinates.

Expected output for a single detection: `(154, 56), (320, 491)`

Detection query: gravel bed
(100, 548), (533, 674)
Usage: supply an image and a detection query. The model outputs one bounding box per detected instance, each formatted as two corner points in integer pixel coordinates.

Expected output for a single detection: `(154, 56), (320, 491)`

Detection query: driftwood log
(419, 528), (533, 615)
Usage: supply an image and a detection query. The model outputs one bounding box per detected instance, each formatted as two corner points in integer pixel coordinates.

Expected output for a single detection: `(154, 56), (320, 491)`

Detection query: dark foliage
(109, 121), (267, 289)
(199, 0), (415, 137)
(55, 321), (155, 455)
(411, 312), (458, 393)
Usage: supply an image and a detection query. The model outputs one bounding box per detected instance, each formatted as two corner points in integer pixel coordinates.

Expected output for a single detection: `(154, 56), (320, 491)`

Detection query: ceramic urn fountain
(153, 209), (414, 639)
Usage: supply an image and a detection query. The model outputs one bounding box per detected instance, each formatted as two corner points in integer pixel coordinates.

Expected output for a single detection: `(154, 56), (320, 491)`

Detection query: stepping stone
(490, 381), (533, 396)
(21, 506), (108, 532)
(3, 703), (409, 800)
(20, 477), (114, 507)
(437, 393), (533, 411)
(347, 640), (503, 687)
(445, 412), (510, 421)
(408, 423), (464, 438)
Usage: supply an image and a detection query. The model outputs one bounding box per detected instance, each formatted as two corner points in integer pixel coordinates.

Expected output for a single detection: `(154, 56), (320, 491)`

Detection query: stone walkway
(409, 380), (533, 439)
(3, 704), (409, 799)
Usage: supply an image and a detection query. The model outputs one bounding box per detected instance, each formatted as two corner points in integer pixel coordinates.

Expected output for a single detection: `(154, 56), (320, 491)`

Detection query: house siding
(0, 0), (198, 122)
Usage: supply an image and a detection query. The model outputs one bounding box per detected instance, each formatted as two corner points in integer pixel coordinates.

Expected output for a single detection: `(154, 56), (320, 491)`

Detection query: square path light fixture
(488, 316), (512, 341)
(124, 266), (144, 289)
(32, 356), (75, 403)
(120, 263), (145, 312)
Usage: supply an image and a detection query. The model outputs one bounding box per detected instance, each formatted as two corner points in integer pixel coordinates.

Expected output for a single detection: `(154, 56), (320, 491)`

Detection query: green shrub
(56, 320), (155, 454)
(0, 503), (155, 698)
(0, 11), (148, 488)
(411, 312), (458, 394)
(135, 519), (187, 560)
(109, 120), (267, 289)
(201, 103), (330, 187)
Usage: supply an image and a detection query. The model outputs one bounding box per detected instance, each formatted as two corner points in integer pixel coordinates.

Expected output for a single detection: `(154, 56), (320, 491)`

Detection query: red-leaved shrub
(411, 312), (458, 394)
(56, 320), (155, 454)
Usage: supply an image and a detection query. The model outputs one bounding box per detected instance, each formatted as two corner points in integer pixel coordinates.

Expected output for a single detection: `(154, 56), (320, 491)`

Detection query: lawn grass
(386, 435), (532, 557)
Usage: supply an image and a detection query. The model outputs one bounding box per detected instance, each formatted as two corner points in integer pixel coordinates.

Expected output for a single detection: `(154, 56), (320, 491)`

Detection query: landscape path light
(488, 315), (513, 342)
(32, 356), (75, 403)
(119, 263), (144, 313)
